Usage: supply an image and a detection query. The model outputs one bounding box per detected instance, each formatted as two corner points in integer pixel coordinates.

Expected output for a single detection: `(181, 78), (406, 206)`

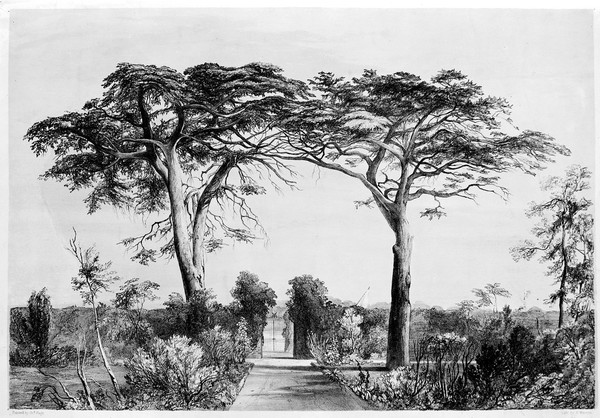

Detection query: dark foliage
(286, 275), (344, 358)
(9, 289), (68, 367)
(155, 289), (220, 339)
(230, 271), (277, 346)
(423, 307), (477, 336)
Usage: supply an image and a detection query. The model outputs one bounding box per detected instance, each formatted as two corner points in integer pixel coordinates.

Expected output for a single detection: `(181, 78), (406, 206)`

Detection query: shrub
(230, 271), (277, 346)
(9, 289), (54, 366)
(364, 366), (434, 409)
(161, 289), (219, 339)
(468, 325), (562, 408)
(199, 319), (254, 367)
(322, 306), (587, 410)
(356, 307), (388, 359)
(286, 275), (337, 358)
(503, 321), (595, 409)
(308, 333), (343, 366)
(125, 335), (221, 409)
(424, 307), (475, 336)
(338, 308), (362, 357)
(335, 332), (479, 410)
(358, 326), (387, 359)
(100, 308), (155, 354)
(27, 288), (53, 361)
(231, 319), (254, 363)
(199, 327), (235, 367)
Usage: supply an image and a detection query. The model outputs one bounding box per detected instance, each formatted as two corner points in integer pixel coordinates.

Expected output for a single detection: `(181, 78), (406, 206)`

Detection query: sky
(5, 7), (596, 311)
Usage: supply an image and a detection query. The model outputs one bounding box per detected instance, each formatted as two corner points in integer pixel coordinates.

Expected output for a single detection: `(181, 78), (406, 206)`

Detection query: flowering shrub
(308, 333), (343, 366)
(308, 308), (368, 365)
(356, 366), (435, 409)
(339, 308), (362, 356)
(199, 327), (235, 367)
(199, 319), (254, 367)
(125, 335), (222, 409)
(324, 332), (479, 410)
(232, 319), (254, 363)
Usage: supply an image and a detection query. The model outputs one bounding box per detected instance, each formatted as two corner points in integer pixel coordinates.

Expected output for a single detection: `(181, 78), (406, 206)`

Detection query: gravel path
(230, 353), (373, 411)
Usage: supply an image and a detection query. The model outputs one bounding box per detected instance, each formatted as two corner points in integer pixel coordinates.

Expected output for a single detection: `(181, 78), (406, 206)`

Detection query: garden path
(229, 352), (372, 411)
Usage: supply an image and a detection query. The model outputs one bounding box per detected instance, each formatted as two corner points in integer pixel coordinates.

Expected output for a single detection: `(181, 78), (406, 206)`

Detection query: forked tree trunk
(386, 217), (413, 369)
(72, 336), (95, 410)
(76, 351), (95, 410)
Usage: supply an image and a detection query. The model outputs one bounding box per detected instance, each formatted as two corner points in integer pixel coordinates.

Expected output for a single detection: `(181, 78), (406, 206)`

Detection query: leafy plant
(230, 271), (277, 347)
(308, 333), (343, 366)
(162, 289), (218, 339)
(199, 319), (254, 368)
(9, 289), (54, 366)
(125, 335), (220, 409)
(113, 278), (159, 345)
(124, 333), (252, 410)
(512, 165), (593, 327)
(68, 231), (123, 402)
(468, 325), (562, 408)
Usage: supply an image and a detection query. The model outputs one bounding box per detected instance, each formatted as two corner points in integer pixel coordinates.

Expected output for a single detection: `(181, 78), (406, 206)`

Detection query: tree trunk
(165, 147), (203, 300)
(89, 294), (123, 402)
(293, 323), (311, 359)
(192, 204), (208, 289)
(191, 158), (235, 290)
(76, 350), (95, 410)
(386, 217), (413, 369)
(558, 225), (568, 328)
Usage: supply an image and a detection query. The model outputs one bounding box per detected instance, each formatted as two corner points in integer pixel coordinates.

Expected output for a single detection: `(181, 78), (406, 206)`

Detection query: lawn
(10, 365), (129, 409)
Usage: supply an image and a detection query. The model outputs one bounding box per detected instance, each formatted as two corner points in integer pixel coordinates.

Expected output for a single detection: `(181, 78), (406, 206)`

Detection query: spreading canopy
(282, 69), (570, 224)
(26, 62), (308, 296)
(280, 68), (570, 367)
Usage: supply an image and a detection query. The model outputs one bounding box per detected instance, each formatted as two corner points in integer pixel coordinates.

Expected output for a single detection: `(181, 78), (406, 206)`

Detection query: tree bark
(293, 323), (311, 359)
(386, 216), (413, 369)
(89, 292), (123, 401)
(75, 350), (95, 410)
(164, 146), (203, 300)
(192, 205), (207, 289)
(558, 224), (568, 328)
(190, 159), (234, 290)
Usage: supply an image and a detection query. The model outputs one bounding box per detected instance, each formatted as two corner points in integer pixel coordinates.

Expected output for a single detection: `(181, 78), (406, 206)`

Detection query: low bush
(10, 344), (79, 367)
(308, 333), (343, 366)
(158, 290), (219, 340)
(502, 320), (595, 409)
(347, 333), (476, 409)
(324, 323), (578, 410)
(467, 325), (562, 408)
(125, 335), (223, 409)
(358, 326), (387, 359)
(199, 319), (254, 368)
(125, 330), (253, 410)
